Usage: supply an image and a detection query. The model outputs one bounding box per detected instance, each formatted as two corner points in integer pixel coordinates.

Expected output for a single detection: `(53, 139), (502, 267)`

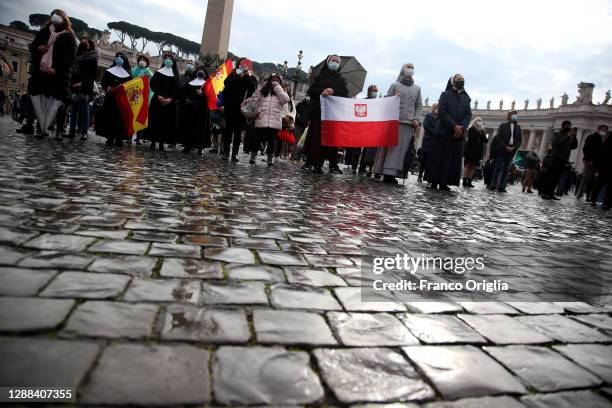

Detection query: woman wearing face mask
(98, 52), (132, 146)
(149, 54), (181, 151)
(305, 54), (349, 174)
(180, 67), (210, 155)
(418, 103), (438, 182)
(67, 37), (97, 141)
(131, 55), (153, 144)
(249, 73), (290, 166)
(424, 74), (472, 191)
(373, 63), (422, 183)
(28, 9), (77, 139)
(221, 57), (258, 161)
(462, 117), (488, 187)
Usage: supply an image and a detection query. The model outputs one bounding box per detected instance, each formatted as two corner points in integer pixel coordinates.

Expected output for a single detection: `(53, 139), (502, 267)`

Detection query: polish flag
(321, 95), (399, 147)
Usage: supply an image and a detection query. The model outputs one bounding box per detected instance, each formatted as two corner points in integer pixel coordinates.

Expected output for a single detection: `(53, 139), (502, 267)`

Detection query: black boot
(16, 124), (34, 134)
(467, 179), (475, 188)
(64, 129), (76, 139)
(158, 143), (165, 151)
(150, 142), (156, 150)
(383, 175), (398, 184)
(462, 178), (468, 187)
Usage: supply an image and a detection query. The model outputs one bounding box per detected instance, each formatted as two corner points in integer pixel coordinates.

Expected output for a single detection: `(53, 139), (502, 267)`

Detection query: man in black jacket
(488, 110), (522, 192)
(541, 121), (578, 200)
(577, 125), (607, 199)
(589, 128), (611, 210)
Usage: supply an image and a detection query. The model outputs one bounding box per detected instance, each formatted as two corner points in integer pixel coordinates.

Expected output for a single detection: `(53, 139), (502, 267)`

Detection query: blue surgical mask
(236, 68), (244, 75)
(327, 61), (340, 71)
(164, 58), (173, 68)
(511, 114), (518, 122)
(369, 92), (378, 98)
(186, 63), (194, 71)
(114, 56), (124, 66)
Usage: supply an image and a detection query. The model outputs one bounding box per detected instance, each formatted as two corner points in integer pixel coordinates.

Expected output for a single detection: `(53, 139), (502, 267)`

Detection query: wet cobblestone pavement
(0, 116), (611, 407)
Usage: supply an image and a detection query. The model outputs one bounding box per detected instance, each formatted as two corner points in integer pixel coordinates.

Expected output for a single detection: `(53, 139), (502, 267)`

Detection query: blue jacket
(435, 79), (472, 138)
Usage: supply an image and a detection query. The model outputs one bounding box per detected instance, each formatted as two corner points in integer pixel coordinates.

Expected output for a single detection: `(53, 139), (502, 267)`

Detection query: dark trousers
(590, 172), (611, 207)
(488, 155), (513, 189)
(223, 109), (245, 156)
(69, 98), (90, 134)
(418, 151), (430, 178)
(542, 158), (567, 196)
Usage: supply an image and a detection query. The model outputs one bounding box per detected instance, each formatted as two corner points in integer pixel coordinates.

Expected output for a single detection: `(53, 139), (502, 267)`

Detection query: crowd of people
(6, 9), (612, 210)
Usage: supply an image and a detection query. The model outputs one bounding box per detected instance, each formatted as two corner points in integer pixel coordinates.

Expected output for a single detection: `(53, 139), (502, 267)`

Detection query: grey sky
(2, 0), (611, 105)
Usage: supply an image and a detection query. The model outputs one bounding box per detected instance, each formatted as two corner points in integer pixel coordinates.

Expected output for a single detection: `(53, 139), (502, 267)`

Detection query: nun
(149, 54), (181, 151)
(99, 52), (132, 146)
(181, 66), (210, 155)
(423, 74), (472, 191)
(372, 63), (422, 184)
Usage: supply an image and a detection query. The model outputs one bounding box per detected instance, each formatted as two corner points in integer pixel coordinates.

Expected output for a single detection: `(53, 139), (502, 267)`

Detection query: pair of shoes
(527, 190), (533, 193)
(231, 155), (239, 162)
(497, 188), (507, 193)
(366, 172), (372, 178)
(429, 184), (438, 190)
(417, 176), (423, 182)
(466, 179), (474, 188)
(329, 167), (343, 174)
(197, 149), (203, 156)
(34, 132), (46, 139)
(383, 175), (398, 184)
(312, 166), (324, 174)
(63, 131), (75, 139)
(158, 143), (165, 151)
(16, 125), (34, 134)
(373, 174), (381, 180)
(351, 169), (357, 175)
(54, 135), (63, 141)
(267, 157), (274, 167)
(209, 148), (218, 154)
(439, 185), (451, 191)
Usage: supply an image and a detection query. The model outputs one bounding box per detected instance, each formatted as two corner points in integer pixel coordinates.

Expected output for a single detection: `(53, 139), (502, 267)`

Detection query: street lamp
(293, 50), (303, 99)
(283, 60), (288, 76)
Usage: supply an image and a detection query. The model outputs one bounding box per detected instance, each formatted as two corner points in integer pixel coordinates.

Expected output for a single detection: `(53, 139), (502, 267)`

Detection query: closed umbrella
(310, 56), (367, 98)
(30, 94), (63, 131)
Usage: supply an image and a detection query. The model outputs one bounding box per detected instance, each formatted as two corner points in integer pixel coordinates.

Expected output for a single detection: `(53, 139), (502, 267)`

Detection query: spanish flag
(114, 76), (150, 134)
(204, 59), (234, 110)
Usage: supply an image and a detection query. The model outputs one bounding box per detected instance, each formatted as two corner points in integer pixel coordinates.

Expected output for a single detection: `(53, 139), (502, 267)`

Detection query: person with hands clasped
(488, 110), (522, 192)
(423, 74), (472, 191)
(99, 52), (132, 146)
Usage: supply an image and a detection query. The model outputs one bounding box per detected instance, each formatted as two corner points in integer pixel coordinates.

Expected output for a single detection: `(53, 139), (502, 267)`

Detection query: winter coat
(28, 25), (77, 102)
(223, 72), (257, 111)
(582, 132), (604, 168)
(421, 113), (438, 152)
(254, 84), (290, 129)
(72, 49), (98, 98)
(387, 80), (422, 123)
(307, 69), (349, 119)
(464, 127), (488, 162)
(550, 130), (578, 161)
(491, 122), (522, 156)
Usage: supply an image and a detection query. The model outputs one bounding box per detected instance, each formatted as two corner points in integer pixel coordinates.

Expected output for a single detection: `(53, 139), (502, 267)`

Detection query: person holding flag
(131, 55), (153, 144)
(149, 54), (181, 151)
(98, 52), (132, 146)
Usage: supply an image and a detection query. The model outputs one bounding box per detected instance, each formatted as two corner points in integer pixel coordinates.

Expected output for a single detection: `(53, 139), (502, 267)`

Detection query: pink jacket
(254, 84), (290, 129)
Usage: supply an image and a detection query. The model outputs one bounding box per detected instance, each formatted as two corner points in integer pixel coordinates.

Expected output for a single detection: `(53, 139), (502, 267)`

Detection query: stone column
(527, 129), (536, 151)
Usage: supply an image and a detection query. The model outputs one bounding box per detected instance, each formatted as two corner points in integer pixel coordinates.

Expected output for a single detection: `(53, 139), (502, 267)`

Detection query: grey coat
(372, 81), (422, 177)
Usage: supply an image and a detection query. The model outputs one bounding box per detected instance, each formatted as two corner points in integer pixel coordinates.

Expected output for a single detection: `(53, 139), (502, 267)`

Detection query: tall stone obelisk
(200, 0), (234, 59)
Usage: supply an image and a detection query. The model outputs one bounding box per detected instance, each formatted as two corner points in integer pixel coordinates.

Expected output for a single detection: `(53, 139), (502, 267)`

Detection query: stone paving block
(278, 241), (327, 254)
(403, 345), (527, 399)
(161, 304), (250, 343)
(335, 287), (405, 312)
(517, 314), (612, 343)
(328, 312), (419, 346)
(88, 255), (157, 277)
(314, 347), (434, 403)
(285, 267), (347, 287)
(304, 254), (354, 267)
(458, 301), (520, 315)
(270, 284), (342, 310)
(230, 237), (279, 250)
(18, 250), (94, 269)
(484, 345), (601, 391)
(226, 263), (285, 282)
(0, 267), (57, 296)
(459, 314), (552, 344)
(521, 390), (612, 408)
(75, 228), (130, 239)
(423, 396), (527, 408)
(62, 300), (157, 339)
(131, 230), (178, 243)
(553, 344), (612, 383)
(208, 225), (249, 237)
(258, 250), (308, 266)
(0, 336), (99, 387)
(572, 313), (612, 334)
(149, 242), (202, 258)
(505, 302), (565, 314)
(204, 247), (255, 264)
(124, 278), (202, 304)
(80, 343), (210, 405)
(213, 346), (324, 405)
(0, 226), (39, 245)
(23, 233), (95, 252)
(159, 257), (223, 279)
(41, 271), (130, 299)
(400, 314), (486, 344)
(404, 301), (463, 314)
(0, 296), (74, 332)
(254, 309), (337, 345)
(201, 281), (268, 305)
(0, 245), (32, 265)
(553, 302), (604, 314)
(88, 239), (150, 255)
(183, 234), (228, 247)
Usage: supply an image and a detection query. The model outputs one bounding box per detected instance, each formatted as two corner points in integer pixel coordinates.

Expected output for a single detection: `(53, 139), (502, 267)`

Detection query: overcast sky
(2, 0), (611, 105)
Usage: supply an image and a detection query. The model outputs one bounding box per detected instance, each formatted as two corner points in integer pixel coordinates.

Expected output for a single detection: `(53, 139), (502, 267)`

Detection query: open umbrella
(310, 56), (367, 98)
(30, 94), (64, 131)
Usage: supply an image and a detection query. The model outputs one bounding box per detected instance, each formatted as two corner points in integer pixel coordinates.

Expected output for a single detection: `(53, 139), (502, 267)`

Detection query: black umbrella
(310, 56), (367, 98)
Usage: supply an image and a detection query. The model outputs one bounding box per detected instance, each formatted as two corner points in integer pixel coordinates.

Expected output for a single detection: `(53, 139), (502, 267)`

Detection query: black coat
(295, 100), (311, 128)
(307, 70), (349, 120)
(97, 69), (132, 139)
(149, 71), (182, 144)
(464, 127), (488, 161)
(28, 26), (77, 102)
(421, 113), (438, 152)
(72, 50), (98, 98)
(550, 130), (578, 161)
(180, 79), (210, 149)
(491, 122), (522, 156)
(583, 132), (604, 168)
(222, 72), (257, 111)
(424, 79), (471, 186)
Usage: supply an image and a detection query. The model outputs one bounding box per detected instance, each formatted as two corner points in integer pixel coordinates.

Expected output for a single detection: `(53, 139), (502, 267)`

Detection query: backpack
(240, 94), (260, 119)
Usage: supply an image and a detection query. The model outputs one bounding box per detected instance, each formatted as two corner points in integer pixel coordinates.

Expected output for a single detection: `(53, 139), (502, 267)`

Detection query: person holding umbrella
(305, 55), (349, 174)
(372, 63), (422, 183)
(28, 9), (77, 140)
(424, 74), (472, 191)
(98, 52), (132, 146)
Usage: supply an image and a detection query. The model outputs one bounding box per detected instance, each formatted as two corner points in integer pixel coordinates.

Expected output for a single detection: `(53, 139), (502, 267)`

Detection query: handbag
(240, 93), (260, 119)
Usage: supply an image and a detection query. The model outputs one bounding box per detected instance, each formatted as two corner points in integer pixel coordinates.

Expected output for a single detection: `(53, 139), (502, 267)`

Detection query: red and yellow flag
(114, 76), (150, 134)
(204, 59), (234, 110)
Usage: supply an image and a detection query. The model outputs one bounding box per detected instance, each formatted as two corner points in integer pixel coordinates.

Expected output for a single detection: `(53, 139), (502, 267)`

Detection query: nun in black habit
(149, 54), (181, 151)
(180, 67), (210, 154)
(423, 74), (472, 191)
(99, 52), (132, 146)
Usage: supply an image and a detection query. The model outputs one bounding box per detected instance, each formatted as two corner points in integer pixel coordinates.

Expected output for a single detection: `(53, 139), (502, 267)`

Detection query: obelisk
(200, 0), (234, 59)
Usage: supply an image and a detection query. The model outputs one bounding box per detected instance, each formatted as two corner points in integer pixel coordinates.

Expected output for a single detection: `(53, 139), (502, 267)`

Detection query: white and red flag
(320, 95), (399, 147)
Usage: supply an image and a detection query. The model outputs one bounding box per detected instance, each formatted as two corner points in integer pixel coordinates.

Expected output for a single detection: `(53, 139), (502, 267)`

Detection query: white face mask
(51, 14), (63, 25)
(138, 60), (146, 68)
(404, 67), (414, 76)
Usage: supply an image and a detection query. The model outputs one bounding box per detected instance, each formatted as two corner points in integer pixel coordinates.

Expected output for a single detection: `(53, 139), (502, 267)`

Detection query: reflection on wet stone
(201, 281), (268, 305)
(258, 251), (308, 266)
(328, 312), (419, 346)
(517, 315), (612, 343)
(124, 278), (202, 304)
(204, 247), (255, 264)
(458, 314), (552, 345)
(0, 296), (74, 332)
(160, 258), (223, 279)
(149, 242), (202, 258)
(286, 267), (347, 287)
(88, 239), (150, 255)
(161, 304), (249, 343)
(254, 310), (337, 345)
(0, 267), (57, 296)
(270, 284), (342, 311)
(87, 255), (157, 277)
(226, 263), (285, 282)
(521, 390), (612, 408)
(400, 314), (486, 344)
(41, 271), (130, 299)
